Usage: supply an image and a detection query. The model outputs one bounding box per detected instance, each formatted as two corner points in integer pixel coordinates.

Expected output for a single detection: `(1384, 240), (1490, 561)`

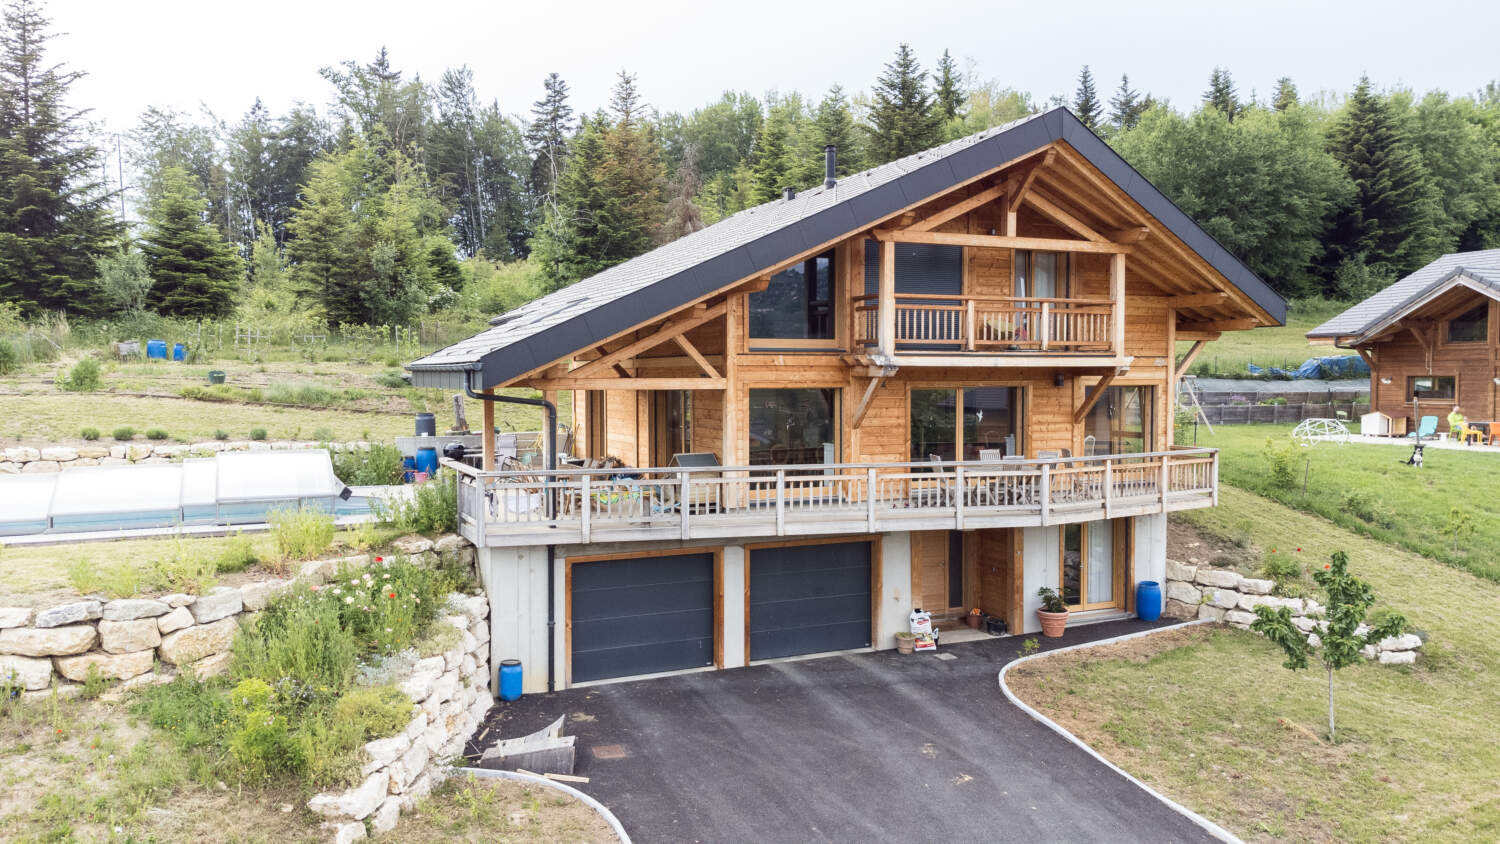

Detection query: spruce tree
(750, 105), (792, 203)
(531, 114), (618, 288)
(1204, 67), (1241, 120)
(526, 73), (575, 209)
(1323, 76), (1442, 278)
(140, 166), (241, 317)
(601, 71), (665, 253)
(933, 49), (965, 122)
(867, 43), (941, 164)
(1073, 65), (1102, 132)
(0, 0), (117, 315)
(812, 85), (863, 175)
(1109, 74), (1147, 132)
(1272, 77), (1299, 112)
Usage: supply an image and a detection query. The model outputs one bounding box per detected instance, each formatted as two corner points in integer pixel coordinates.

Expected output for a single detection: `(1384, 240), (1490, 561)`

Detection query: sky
(49, 0), (1500, 136)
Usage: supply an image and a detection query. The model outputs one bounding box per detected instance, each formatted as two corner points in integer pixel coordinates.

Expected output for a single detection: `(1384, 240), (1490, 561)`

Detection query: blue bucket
(172, 343), (186, 361)
(499, 659), (522, 701)
(1136, 581), (1163, 622)
(145, 339), (167, 359)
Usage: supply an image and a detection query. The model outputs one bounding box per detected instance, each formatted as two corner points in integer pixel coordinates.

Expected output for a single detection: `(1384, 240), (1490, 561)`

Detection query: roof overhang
(1311, 268), (1500, 345)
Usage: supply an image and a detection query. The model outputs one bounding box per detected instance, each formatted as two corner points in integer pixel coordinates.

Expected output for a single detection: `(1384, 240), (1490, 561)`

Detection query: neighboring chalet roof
(1307, 249), (1500, 342)
(409, 107), (1286, 390)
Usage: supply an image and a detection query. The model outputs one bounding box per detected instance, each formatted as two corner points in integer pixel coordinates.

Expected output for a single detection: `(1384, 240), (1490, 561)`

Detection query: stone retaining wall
(1161, 559), (1423, 663)
(1, 439), (375, 474)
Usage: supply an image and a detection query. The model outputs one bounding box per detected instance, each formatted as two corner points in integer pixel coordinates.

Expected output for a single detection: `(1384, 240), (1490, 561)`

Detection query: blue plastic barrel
(414, 412), (436, 437)
(499, 659), (522, 701)
(1136, 581), (1163, 622)
(172, 343), (186, 361)
(145, 339), (167, 359)
(402, 456), (417, 484)
(415, 446), (438, 477)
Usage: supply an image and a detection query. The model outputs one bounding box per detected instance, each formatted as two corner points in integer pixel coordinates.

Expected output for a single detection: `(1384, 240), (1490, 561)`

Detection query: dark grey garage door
(570, 553), (715, 683)
(750, 541), (872, 660)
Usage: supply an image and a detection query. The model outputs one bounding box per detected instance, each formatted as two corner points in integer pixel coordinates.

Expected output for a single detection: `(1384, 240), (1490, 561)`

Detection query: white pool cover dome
(0, 450), (352, 537)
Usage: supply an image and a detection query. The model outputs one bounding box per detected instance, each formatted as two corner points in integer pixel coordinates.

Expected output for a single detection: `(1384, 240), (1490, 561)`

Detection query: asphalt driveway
(469, 619), (1214, 843)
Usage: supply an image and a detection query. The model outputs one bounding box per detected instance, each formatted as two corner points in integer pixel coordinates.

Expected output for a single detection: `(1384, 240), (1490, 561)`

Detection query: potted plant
(1036, 587), (1068, 638)
(966, 607), (983, 630)
(894, 631), (916, 654)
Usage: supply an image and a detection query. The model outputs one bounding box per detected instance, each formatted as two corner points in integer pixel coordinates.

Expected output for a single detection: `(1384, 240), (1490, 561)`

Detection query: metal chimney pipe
(782, 186), (795, 201)
(824, 145), (837, 188)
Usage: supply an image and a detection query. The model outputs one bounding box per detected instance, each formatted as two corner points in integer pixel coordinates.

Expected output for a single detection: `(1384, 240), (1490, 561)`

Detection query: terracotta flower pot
(1036, 609), (1069, 638)
(966, 614), (982, 630)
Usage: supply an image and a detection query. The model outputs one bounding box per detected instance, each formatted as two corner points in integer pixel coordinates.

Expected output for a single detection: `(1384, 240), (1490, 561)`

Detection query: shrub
(375, 469), (458, 534)
(214, 429), (229, 441)
(1340, 488), (1390, 526)
(55, 356), (102, 392)
(328, 554), (463, 654)
(375, 370), (408, 389)
(145, 427), (170, 440)
(231, 582), (359, 691)
(66, 557), (103, 595)
(80, 427), (100, 441)
(1366, 606), (1408, 634)
(149, 538), (219, 594)
(332, 442), (405, 486)
(215, 533), (259, 573)
(331, 686), (411, 741)
(249, 427), (267, 441)
(267, 505), (335, 566)
(1262, 437), (1299, 490)
(382, 356), (402, 368)
(1260, 549), (1303, 592)
(112, 426), (136, 440)
(0, 338), (17, 374)
(312, 426), (335, 442)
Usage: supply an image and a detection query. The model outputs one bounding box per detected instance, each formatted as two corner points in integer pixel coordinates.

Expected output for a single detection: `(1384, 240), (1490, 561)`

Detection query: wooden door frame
(743, 535), (880, 663)
(563, 546), (725, 687)
(905, 382), (1028, 463)
(1056, 520), (1127, 612)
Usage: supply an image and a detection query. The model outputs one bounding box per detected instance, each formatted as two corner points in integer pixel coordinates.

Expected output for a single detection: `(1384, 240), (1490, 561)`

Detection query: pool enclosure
(0, 450), (365, 537)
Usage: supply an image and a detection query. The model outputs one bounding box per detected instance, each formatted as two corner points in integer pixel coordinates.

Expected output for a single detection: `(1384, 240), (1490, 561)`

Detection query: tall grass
(266, 506), (335, 570)
(375, 470), (457, 534)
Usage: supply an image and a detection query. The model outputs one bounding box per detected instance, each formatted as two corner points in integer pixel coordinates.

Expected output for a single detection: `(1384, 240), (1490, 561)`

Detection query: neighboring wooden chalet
(1308, 249), (1500, 433)
(409, 108), (1284, 693)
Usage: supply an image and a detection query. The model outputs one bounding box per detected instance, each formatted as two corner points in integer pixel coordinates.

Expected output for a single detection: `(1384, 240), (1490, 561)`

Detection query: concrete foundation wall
(478, 545), (552, 694)
(720, 546), (747, 668)
(1133, 513), (1167, 588)
(1020, 526), (1059, 634)
(874, 532), (911, 651)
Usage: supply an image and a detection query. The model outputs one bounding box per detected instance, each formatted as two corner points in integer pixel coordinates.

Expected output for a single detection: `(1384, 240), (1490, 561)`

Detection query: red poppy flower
(388, 593), (396, 599)
(375, 556), (383, 562)
(1296, 547), (1302, 552)
(1324, 564), (1330, 569)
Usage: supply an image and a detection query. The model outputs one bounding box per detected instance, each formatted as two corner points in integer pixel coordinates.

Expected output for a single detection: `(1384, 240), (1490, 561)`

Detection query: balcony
(449, 448), (1217, 548)
(853, 294), (1116, 354)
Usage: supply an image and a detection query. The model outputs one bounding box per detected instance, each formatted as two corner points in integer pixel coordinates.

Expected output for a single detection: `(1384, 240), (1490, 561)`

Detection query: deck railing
(853, 293), (1115, 352)
(447, 448), (1218, 547)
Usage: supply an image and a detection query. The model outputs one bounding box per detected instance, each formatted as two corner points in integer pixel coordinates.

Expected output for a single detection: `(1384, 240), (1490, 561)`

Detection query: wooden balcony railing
(853, 294), (1115, 352)
(447, 448), (1217, 548)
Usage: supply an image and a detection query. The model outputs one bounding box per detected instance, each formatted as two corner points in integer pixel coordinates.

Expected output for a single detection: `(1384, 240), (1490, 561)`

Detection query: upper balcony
(853, 294), (1115, 355)
(449, 448), (1217, 548)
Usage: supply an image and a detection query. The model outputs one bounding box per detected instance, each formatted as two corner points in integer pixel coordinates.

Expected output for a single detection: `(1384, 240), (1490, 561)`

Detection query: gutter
(465, 368), (560, 693)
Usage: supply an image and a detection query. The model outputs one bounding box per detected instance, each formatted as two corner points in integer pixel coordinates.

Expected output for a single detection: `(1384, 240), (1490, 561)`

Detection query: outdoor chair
(1408, 416), (1438, 442)
(1459, 424), (1484, 446)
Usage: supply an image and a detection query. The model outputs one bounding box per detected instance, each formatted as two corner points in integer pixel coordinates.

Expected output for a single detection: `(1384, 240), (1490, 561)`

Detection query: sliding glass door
(1082, 386), (1153, 457)
(1060, 520), (1119, 610)
(910, 387), (1021, 464)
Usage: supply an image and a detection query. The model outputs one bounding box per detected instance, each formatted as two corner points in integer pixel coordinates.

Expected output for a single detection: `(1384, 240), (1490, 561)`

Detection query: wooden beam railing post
(1039, 464), (1051, 526)
(879, 240), (896, 357)
(867, 468), (877, 532)
(580, 474), (591, 543)
(954, 465), (966, 530)
(679, 471), (690, 540)
(965, 299), (976, 351)
(1159, 457), (1170, 509)
(1103, 459), (1113, 519)
(480, 389), (495, 471)
(1110, 252), (1126, 357)
(1039, 301), (1051, 351)
(775, 471), (786, 535)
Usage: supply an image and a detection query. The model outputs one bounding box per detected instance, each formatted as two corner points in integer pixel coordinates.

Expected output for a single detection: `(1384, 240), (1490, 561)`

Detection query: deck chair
(1408, 416), (1438, 442)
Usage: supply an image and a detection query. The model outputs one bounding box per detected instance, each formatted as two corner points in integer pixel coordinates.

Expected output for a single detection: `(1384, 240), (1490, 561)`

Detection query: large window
(910, 387), (1021, 463)
(749, 250), (835, 341)
(650, 391), (692, 466)
(1447, 303), (1488, 343)
(1015, 251), (1069, 299)
(1409, 375), (1456, 401)
(1060, 521), (1117, 610)
(1082, 386), (1153, 456)
(748, 389), (837, 466)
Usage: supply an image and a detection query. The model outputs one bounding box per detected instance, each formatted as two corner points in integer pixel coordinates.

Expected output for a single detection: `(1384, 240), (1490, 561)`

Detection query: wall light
(1493, 377), (1500, 386)
(1379, 377), (1392, 385)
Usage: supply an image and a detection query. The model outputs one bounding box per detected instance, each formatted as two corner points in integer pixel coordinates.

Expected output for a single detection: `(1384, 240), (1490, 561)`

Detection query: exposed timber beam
(1174, 331), (1221, 343)
(908, 179), (1012, 232)
(873, 229), (1128, 254)
(1007, 148), (1056, 213)
(568, 302), (727, 379)
(1169, 292), (1229, 309)
(1174, 339), (1208, 382)
(850, 376), (886, 428)
(1106, 226), (1151, 243)
(672, 334), (721, 379)
(1177, 319), (1257, 333)
(1074, 367), (1125, 423)
(1024, 189), (1105, 242)
(522, 377), (727, 391)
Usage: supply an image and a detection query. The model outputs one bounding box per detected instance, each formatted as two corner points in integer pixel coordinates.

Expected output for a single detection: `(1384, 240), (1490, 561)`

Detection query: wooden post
(481, 388), (496, 471)
(879, 239), (896, 357)
(722, 294), (742, 508)
(867, 467), (877, 532)
(1103, 459), (1113, 519)
(1110, 252), (1126, 358)
(965, 299), (976, 351)
(1039, 301), (1051, 351)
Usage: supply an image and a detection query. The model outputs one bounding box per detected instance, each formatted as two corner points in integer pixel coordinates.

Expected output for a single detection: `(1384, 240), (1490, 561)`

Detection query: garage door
(749, 541), (872, 660)
(570, 553), (715, 683)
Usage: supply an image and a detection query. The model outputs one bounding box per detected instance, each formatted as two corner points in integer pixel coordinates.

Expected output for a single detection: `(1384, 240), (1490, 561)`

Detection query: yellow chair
(1460, 424), (1484, 446)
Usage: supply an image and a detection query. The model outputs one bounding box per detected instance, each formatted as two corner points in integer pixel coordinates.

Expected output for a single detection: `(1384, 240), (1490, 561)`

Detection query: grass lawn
(1009, 485), (1500, 843)
(1178, 297), (1354, 378)
(1190, 423), (1500, 582)
(0, 694), (614, 842)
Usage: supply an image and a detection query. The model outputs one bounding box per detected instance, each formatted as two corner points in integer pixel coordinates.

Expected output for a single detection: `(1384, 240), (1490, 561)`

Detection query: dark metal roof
(1308, 249), (1500, 339)
(409, 107), (1286, 389)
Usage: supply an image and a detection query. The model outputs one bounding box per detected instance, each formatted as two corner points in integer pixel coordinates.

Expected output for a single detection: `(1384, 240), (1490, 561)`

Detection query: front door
(1059, 520), (1124, 611)
(912, 530), (964, 616)
(650, 390), (692, 467)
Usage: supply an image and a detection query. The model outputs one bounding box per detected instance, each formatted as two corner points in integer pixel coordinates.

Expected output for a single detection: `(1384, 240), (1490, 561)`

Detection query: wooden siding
(1362, 293), (1500, 429)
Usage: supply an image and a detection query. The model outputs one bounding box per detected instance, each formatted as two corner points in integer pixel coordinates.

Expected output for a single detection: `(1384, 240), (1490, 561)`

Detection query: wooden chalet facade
(409, 109), (1284, 692)
(1309, 250), (1500, 433)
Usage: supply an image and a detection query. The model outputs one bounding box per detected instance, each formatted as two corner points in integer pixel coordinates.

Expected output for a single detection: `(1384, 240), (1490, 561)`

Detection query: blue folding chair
(1408, 416), (1438, 441)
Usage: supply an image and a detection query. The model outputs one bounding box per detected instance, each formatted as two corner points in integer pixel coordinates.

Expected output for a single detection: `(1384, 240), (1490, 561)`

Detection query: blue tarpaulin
(1250, 355), (1368, 380)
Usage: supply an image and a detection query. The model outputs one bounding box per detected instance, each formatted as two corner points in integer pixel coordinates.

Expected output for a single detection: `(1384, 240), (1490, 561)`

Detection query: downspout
(465, 370), (559, 693)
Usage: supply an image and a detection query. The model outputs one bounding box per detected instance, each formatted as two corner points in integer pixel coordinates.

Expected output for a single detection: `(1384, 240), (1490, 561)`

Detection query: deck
(448, 448), (1218, 548)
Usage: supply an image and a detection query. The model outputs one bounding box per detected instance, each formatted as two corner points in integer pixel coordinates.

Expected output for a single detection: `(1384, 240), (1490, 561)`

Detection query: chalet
(408, 108), (1284, 693)
(1308, 249), (1500, 435)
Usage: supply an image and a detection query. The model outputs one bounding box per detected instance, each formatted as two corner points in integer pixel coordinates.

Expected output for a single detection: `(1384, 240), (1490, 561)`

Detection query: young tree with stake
(1250, 550), (1406, 742)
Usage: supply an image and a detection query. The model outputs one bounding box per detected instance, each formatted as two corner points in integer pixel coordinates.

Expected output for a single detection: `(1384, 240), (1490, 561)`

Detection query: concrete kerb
(997, 620), (1242, 844)
(452, 767), (631, 844)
